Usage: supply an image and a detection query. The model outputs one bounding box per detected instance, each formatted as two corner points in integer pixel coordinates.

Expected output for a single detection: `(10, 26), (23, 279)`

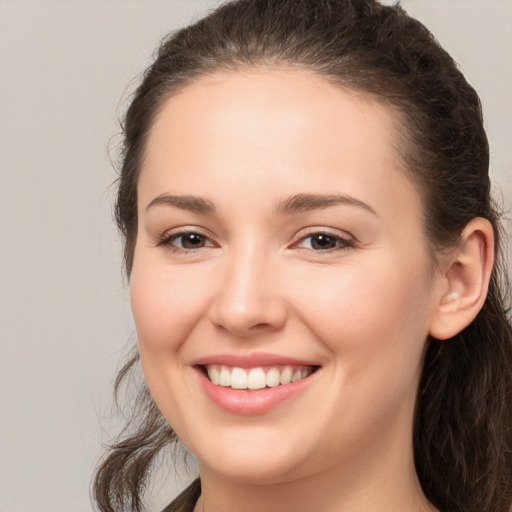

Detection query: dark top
(161, 479), (201, 512)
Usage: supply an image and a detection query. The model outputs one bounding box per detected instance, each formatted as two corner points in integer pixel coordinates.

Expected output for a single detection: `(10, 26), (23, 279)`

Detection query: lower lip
(195, 367), (318, 415)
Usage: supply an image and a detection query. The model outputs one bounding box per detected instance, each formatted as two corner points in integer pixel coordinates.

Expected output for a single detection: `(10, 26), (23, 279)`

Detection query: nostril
(209, 296), (288, 336)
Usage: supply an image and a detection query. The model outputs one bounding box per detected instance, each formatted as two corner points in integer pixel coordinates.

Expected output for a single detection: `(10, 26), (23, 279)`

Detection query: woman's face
(131, 69), (444, 484)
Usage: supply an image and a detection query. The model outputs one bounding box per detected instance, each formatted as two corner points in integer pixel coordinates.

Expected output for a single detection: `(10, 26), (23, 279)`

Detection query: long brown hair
(93, 1), (512, 511)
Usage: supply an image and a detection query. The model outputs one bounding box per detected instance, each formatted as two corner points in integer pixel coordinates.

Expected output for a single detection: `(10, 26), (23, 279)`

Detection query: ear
(429, 218), (495, 340)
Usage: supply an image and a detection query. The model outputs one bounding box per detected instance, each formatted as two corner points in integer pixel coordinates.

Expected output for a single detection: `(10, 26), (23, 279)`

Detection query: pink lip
(192, 354), (320, 415)
(192, 352), (319, 368)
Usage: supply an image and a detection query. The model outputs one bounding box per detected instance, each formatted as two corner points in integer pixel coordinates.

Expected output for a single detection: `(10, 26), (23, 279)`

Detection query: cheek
(292, 258), (435, 440)
(130, 256), (208, 353)
(290, 255), (434, 374)
(129, 256), (208, 426)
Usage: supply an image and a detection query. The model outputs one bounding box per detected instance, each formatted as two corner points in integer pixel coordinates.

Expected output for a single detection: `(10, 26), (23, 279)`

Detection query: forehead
(145, 68), (402, 170)
(140, 68), (421, 229)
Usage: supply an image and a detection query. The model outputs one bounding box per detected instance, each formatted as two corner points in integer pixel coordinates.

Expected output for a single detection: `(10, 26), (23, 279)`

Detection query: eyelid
(156, 226), (218, 252)
(289, 227), (356, 252)
(155, 225), (355, 254)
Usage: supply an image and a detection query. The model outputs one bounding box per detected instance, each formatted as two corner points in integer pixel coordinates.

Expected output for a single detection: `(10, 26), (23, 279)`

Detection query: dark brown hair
(93, 1), (512, 511)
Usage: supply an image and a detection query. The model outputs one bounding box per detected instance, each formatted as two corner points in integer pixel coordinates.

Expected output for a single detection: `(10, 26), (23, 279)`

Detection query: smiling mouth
(200, 364), (318, 391)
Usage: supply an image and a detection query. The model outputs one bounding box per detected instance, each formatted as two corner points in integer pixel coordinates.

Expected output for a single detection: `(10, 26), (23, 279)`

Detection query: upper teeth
(206, 365), (313, 390)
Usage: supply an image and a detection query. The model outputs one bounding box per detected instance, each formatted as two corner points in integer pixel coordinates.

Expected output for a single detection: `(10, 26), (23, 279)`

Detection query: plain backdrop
(0, 1), (510, 511)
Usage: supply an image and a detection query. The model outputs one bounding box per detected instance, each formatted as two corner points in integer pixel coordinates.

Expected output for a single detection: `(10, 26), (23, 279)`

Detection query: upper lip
(192, 352), (320, 368)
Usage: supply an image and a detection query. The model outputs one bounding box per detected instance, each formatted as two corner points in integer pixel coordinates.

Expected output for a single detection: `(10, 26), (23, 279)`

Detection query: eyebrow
(145, 192), (376, 216)
(145, 194), (216, 214)
(277, 193), (377, 216)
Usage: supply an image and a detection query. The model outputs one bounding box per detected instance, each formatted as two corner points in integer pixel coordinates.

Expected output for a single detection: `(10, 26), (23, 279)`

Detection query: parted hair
(93, 1), (512, 511)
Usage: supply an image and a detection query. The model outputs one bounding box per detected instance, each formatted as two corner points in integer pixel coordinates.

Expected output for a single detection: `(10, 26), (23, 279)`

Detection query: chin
(200, 455), (302, 485)
(188, 427), (311, 484)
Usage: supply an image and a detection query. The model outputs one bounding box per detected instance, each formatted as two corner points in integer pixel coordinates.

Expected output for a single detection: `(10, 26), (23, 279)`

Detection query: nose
(208, 244), (287, 337)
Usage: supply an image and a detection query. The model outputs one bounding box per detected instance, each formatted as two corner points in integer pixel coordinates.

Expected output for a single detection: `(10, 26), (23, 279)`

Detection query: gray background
(0, 1), (510, 511)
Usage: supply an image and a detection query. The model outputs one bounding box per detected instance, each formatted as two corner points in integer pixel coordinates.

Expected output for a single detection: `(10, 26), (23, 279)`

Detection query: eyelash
(157, 229), (355, 254)
(157, 230), (215, 253)
(292, 232), (355, 253)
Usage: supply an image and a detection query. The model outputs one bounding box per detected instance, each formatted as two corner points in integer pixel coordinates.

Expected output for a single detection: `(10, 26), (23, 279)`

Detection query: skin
(130, 69), (452, 512)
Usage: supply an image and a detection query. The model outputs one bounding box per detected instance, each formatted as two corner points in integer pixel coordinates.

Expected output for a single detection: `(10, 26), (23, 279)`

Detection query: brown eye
(296, 233), (354, 251)
(309, 234), (338, 250)
(156, 231), (216, 252)
(183, 233), (206, 248)
(173, 232), (210, 249)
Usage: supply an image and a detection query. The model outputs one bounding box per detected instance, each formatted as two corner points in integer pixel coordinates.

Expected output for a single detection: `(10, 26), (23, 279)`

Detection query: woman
(93, 1), (512, 511)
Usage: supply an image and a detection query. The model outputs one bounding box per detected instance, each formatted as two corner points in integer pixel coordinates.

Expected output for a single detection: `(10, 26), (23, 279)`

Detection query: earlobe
(429, 218), (495, 340)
